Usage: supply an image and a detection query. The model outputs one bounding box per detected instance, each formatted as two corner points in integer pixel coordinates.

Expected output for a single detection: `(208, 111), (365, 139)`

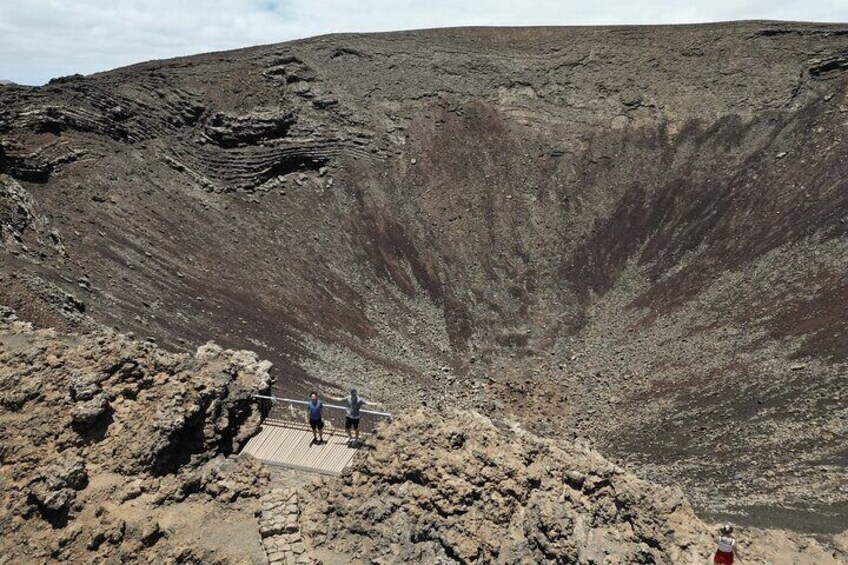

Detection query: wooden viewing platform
(242, 396), (391, 475)
(242, 420), (363, 475)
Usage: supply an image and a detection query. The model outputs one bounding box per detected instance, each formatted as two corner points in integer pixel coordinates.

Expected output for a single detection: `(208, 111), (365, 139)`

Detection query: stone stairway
(258, 488), (312, 565)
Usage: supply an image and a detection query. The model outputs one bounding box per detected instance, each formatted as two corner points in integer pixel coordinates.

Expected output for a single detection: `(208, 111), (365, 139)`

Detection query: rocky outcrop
(0, 310), (273, 563)
(204, 108), (297, 148)
(0, 174), (65, 257)
(297, 412), (846, 564)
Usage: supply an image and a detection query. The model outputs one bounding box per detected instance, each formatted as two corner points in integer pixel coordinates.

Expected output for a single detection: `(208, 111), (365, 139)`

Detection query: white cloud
(0, 0), (846, 85)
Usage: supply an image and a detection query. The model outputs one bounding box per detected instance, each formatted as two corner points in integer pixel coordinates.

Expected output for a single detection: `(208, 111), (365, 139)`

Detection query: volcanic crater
(1, 20), (847, 547)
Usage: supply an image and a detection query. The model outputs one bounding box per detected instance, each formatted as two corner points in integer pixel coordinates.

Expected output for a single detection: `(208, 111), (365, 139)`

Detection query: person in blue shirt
(306, 391), (324, 443)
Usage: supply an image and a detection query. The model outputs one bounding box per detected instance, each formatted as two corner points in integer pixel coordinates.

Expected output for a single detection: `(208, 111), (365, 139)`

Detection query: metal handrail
(252, 394), (393, 418)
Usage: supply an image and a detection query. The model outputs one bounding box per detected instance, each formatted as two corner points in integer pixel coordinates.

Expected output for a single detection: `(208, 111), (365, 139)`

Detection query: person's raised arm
(732, 539), (744, 563)
(325, 393), (346, 402)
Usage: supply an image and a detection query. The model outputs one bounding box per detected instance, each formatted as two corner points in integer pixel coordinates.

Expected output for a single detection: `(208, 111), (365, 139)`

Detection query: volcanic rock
(0, 311), (272, 563)
(298, 412), (846, 564)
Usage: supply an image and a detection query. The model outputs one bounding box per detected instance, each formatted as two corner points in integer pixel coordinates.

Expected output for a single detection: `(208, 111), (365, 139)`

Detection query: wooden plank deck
(241, 420), (361, 476)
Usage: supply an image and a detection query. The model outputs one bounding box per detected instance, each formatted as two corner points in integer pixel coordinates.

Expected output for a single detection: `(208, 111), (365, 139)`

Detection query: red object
(713, 550), (734, 564)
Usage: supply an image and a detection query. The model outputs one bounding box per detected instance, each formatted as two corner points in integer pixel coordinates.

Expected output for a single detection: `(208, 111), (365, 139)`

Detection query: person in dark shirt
(306, 391), (324, 443)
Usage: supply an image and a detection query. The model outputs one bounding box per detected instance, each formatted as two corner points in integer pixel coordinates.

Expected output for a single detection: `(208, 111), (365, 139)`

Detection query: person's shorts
(345, 416), (360, 430)
(713, 550), (734, 565)
(309, 418), (324, 431)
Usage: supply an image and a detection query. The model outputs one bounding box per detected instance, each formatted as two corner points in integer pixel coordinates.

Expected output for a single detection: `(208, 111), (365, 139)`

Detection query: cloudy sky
(1, 1), (847, 85)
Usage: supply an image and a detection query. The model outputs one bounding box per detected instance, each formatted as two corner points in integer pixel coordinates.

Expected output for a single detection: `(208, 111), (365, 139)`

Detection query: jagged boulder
(300, 411), (709, 563)
(299, 412), (846, 564)
(0, 313), (272, 563)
